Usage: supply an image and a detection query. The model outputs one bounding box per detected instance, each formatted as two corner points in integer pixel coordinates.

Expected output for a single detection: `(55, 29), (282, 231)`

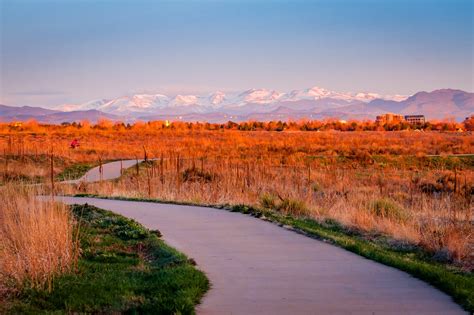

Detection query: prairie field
(0, 122), (472, 272)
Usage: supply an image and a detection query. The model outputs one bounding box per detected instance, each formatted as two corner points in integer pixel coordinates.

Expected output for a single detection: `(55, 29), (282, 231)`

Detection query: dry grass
(0, 185), (79, 297)
(0, 126), (472, 269)
(0, 127), (473, 164)
(74, 155), (473, 270)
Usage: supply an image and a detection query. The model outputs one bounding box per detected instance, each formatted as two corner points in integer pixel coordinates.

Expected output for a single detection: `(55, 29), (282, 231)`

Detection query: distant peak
(49, 86), (469, 121)
(308, 86), (330, 92)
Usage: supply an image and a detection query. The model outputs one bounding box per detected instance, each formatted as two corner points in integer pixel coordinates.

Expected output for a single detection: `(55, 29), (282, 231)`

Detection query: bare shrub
(277, 198), (310, 217)
(259, 193), (277, 209)
(182, 167), (214, 183)
(369, 198), (409, 222)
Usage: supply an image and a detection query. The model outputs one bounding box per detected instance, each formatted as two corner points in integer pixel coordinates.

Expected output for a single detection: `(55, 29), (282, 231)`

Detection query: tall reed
(0, 185), (79, 296)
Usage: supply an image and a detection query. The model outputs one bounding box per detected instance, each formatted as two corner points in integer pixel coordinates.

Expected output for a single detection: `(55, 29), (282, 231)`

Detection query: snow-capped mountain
(237, 89), (286, 104)
(57, 95), (170, 114)
(56, 86), (409, 115)
(5, 88), (472, 123)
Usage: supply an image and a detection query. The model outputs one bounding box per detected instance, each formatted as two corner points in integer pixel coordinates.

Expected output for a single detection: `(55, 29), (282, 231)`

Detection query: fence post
(147, 166), (152, 198)
(143, 145), (148, 163)
(99, 157), (103, 182)
(50, 149), (55, 201)
(160, 153), (164, 185)
(454, 168), (457, 195)
(176, 153), (181, 192)
(3, 149), (8, 182)
(135, 157), (139, 176)
(307, 164), (311, 184)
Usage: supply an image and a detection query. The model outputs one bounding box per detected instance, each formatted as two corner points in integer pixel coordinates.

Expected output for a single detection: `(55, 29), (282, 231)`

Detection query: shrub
(260, 193), (277, 209)
(277, 198), (310, 217)
(311, 182), (323, 193)
(369, 198), (408, 222)
(419, 172), (456, 194)
(260, 194), (309, 217)
(182, 167), (214, 183)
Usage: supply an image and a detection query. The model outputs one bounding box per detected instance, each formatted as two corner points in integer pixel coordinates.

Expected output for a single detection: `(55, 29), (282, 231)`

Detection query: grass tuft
(369, 198), (409, 222)
(0, 185), (78, 296)
(259, 193), (277, 209)
(277, 198), (310, 217)
(3, 204), (209, 314)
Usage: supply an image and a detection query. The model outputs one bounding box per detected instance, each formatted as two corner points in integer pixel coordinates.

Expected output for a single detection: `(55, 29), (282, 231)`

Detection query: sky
(0, 0), (473, 107)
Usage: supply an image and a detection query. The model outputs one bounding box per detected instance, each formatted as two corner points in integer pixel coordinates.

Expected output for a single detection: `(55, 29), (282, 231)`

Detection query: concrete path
(56, 195), (465, 315)
(63, 159), (142, 184)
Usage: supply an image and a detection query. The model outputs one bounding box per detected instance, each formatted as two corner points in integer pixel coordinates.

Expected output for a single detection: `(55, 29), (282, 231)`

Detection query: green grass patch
(55, 163), (94, 181)
(72, 194), (474, 312)
(4, 204), (209, 314)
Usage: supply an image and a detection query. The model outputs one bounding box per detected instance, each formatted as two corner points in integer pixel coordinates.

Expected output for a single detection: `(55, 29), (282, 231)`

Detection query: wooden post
(160, 153), (164, 185)
(135, 157), (139, 176)
(295, 165), (300, 193)
(378, 171), (384, 195)
(50, 149), (55, 201)
(464, 175), (469, 205)
(120, 159), (123, 175)
(3, 149), (8, 182)
(135, 156), (140, 192)
(143, 145), (148, 163)
(307, 164), (311, 184)
(151, 160), (155, 178)
(146, 166), (152, 198)
(99, 157), (103, 182)
(17, 136), (21, 158)
(246, 162), (251, 188)
(454, 168), (457, 195)
(7, 135), (12, 154)
(176, 153), (181, 191)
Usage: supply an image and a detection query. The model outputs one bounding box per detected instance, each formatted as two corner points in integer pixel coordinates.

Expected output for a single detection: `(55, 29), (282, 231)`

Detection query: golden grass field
(0, 122), (473, 297)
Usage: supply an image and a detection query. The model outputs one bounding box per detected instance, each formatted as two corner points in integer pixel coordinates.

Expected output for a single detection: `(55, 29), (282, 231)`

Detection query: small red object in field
(70, 139), (80, 149)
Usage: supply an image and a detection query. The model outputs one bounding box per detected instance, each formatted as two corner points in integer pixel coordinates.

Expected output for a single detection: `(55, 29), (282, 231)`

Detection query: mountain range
(1, 87), (472, 123)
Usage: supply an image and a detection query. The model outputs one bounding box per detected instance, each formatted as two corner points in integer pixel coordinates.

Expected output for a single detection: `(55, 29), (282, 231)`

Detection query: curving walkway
(63, 159), (142, 184)
(56, 161), (465, 314)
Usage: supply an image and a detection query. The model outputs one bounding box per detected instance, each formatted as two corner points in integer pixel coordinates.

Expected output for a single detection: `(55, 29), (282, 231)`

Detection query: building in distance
(375, 113), (405, 124)
(376, 113), (426, 125)
(404, 115), (426, 124)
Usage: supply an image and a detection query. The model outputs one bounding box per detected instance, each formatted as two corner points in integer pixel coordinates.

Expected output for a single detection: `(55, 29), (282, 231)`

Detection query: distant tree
(80, 120), (91, 130)
(463, 115), (474, 131)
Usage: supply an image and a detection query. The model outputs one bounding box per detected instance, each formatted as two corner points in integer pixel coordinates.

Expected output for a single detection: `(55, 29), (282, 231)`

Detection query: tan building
(376, 113), (404, 124)
(404, 115), (425, 124)
(376, 113), (426, 125)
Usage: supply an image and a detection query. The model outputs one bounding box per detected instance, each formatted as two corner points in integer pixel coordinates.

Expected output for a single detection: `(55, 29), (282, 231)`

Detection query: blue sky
(1, 0), (472, 107)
